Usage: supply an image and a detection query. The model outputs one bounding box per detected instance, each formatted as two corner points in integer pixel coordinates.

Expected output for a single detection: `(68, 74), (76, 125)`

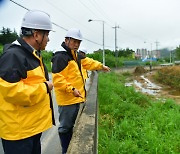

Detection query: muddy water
(125, 73), (180, 104)
(134, 80), (161, 95)
(126, 75), (161, 96)
(120, 67), (180, 104)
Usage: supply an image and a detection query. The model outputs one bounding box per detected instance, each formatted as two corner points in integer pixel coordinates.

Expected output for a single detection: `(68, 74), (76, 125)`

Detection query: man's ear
(65, 38), (69, 43)
(33, 30), (39, 41)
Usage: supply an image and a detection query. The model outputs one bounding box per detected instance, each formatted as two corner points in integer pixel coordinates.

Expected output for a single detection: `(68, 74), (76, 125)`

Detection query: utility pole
(154, 40), (160, 58)
(150, 43), (152, 72)
(112, 24), (119, 68)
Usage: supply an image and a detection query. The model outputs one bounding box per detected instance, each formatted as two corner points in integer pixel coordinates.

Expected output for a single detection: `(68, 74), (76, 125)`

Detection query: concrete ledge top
(68, 71), (98, 154)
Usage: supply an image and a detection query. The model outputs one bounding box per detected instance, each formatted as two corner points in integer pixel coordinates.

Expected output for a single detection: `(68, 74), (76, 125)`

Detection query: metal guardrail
(175, 61), (180, 65)
(160, 63), (173, 66)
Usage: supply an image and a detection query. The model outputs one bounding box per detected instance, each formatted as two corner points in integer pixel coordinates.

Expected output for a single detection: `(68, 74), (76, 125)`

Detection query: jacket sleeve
(52, 53), (74, 93)
(52, 70), (74, 93)
(81, 57), (103, 70)
(0, 50), (48, 106)
(0, 79), (48, 106)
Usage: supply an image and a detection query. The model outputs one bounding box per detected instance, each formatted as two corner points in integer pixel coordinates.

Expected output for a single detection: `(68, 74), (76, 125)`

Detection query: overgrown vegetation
(155, 66), (180, 90)
(87, 49), (134, 68)
(98, 72), (180, 154)
(41, 51), (53, 72)
(87, 49), (165, 68)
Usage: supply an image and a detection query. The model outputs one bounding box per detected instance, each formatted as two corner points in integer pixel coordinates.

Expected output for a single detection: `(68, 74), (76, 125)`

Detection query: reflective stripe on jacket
(0, 38), (53, 140)
(52, 42), (103, 106)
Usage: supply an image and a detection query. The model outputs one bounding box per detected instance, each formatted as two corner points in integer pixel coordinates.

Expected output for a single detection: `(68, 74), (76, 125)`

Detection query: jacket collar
(61, 42), (71, 53)
(17, 37), (35, 54)
(61, 41), (75, 59)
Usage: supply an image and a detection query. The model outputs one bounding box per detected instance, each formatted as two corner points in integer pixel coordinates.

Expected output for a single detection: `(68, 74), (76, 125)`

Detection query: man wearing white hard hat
(0, 10), (55, 154)
(52, 28), (110, 154)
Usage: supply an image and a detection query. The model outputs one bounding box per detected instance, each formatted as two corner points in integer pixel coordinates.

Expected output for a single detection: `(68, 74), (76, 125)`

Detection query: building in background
(136, 48), (160, 60)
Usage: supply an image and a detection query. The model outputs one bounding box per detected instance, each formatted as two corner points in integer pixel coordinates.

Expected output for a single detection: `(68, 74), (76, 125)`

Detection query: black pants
(1, 133), (42, 154)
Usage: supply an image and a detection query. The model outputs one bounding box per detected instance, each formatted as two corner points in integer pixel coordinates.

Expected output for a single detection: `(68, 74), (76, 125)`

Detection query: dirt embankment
(136, 66), (180, 104)
(115, 66), (180, 104)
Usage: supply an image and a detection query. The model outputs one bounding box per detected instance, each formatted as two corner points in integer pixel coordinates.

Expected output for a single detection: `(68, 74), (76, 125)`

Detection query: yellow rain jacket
(82, 68), (88, 80)
(0, 38), (54, 140)
(52, 42), (103, 106)
(77, 52), (88, 81)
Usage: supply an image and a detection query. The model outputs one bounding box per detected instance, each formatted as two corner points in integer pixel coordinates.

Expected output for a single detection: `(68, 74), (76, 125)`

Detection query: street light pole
(102, 21), (105, 65)
(88, 19), (105, 65)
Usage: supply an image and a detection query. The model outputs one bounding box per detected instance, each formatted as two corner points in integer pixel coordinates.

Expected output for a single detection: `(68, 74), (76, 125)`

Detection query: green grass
(0, 44), (3, 55)
(98, 72), (180, 154)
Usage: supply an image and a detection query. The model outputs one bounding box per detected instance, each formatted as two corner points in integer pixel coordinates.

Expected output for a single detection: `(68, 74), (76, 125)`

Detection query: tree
(0, 27), (18, 45)
(117, 48), (135, 58)
(175, 46), (180, 60)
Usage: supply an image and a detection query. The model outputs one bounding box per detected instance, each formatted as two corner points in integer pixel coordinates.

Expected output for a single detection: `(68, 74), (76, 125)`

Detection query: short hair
(21, 27), (34, 36)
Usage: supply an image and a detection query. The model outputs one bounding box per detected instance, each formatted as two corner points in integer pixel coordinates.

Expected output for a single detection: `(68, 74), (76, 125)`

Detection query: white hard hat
(79, 47), (87, 54)
(65, 28), (83, 41)
(21, 10), (52, 31)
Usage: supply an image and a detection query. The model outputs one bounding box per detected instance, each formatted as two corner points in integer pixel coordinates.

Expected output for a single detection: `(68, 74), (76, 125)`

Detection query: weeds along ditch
(155, 66), (180, 90)
(98, 72), (180, 154)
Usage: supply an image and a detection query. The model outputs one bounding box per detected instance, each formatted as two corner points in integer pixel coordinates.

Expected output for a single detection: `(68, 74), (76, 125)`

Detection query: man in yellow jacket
(52, 28), (110, 154)
(0, 10), (55, 154)
(78, 47), (89, 81)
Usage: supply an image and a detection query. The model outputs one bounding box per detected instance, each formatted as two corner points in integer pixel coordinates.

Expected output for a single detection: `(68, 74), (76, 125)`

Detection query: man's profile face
(33, 30), (50, 50)
(65, 38), (81, 51)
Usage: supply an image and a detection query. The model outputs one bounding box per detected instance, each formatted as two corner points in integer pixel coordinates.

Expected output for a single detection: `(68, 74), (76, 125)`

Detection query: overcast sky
(1, 0), (180, 53)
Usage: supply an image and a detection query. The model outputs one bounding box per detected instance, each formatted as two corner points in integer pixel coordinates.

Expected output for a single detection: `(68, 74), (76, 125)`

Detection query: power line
(51, 22), (68, 31)
(10, 0), (29, 11)
(90, 0), (114, 27)
(79, 0), (148, 44)
(45, 0), (78, 25)
(78, 0), (100, 20)
(45, 0), (111, 47)
(9, 0), (105, 47)
(83, 38), (102, 46)
(10, 0), (159, 50)
(45, 0), (99, 35)
(45, 0), (113, 48)
(78, 0), (113, 28)
(120, 27), (149, 42)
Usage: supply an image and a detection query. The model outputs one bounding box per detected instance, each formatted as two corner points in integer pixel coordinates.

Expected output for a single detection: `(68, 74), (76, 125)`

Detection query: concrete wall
(68, 71), (98, 154)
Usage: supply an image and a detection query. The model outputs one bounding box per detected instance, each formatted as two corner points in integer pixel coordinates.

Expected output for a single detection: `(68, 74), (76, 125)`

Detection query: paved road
(41, 92), (61, 154)
(0, 139), (3, 153)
